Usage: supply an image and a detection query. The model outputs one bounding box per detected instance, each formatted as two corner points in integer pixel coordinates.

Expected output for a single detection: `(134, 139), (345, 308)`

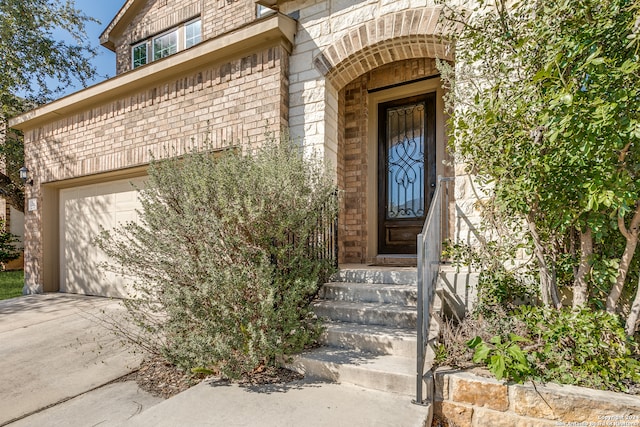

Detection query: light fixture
(19, 166), (33, 186)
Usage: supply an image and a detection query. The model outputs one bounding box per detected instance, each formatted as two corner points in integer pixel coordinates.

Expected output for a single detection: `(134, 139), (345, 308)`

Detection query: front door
(378, 93), (436, 254)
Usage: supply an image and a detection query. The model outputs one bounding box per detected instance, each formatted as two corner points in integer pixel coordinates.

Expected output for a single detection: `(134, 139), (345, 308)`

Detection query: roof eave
(99, 0), (146, 52)
(10, 13), (297, 130)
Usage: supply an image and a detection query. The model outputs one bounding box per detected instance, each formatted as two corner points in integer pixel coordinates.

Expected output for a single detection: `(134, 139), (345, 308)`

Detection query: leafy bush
(516, 306), (640, 392)
(435, 305), (530, 370)
(443, 307), (639, 392)
(96, 136), (338, 379)
(445, 230), (537, 316)
(467, 334), (533, 383)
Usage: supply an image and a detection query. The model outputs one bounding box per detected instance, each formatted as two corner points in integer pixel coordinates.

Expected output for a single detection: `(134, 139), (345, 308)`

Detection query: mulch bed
(119, 357), (304, 399)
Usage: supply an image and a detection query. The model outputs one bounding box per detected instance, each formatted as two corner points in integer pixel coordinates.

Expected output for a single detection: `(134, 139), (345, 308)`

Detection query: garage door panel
(60, 177), (146, 297)
(114, 211), (138, 226)
(115, 194), (141, 212)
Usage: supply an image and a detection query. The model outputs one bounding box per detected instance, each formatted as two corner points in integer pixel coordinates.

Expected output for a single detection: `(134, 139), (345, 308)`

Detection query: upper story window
(132, 43), (147, 68)
(132, 18), (201, 69)
(185, 20), (201, 48)
(153, 30), (178, 60)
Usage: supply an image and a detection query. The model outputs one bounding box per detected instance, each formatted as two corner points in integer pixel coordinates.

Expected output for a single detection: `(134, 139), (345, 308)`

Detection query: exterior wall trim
(10, 13), (296, 131)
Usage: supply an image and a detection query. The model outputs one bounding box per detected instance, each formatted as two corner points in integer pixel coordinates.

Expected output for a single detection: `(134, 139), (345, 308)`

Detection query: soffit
(256, 0), (296, 8)
(10, 13), (297, 130)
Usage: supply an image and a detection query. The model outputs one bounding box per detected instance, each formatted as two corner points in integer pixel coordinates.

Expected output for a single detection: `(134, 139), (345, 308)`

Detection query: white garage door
(60, 177), (146, 297)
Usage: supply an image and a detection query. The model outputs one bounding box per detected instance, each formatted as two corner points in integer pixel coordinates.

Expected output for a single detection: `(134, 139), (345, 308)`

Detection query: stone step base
(333, 266), (417, 285)
(319, 282), (417, 305)
(373, 254), (418, 267)
(313, 300), (417, 329)
(283, 347), (430, 397)
(321, 321), (417, 358)
(322, 320), (441, 359)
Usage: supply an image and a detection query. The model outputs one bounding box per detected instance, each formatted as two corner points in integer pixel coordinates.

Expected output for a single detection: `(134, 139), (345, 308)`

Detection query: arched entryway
(314, 7), (453, 264)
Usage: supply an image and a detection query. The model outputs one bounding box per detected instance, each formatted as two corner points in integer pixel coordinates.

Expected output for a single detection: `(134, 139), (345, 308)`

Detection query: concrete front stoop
(283, 265), (442, 424)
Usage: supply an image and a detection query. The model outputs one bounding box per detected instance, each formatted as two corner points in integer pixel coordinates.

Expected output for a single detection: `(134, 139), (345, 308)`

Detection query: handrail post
(414, 176), (454, 406)
(415, 232), (425, 405)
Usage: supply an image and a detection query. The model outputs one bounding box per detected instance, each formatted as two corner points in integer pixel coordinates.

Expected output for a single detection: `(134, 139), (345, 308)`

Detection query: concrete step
(321, 321), (417, 358)
(373, 254), (417, 267)
(313, 300), (417, 329)
(333, 266), (417, 285)
(319, 282), (417, 305)
(283, 347), (426, 396)
(321, 320), (440, 358)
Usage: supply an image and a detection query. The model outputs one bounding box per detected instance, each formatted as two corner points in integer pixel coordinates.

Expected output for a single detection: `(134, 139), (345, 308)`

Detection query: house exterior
(9, 0), (479, 297)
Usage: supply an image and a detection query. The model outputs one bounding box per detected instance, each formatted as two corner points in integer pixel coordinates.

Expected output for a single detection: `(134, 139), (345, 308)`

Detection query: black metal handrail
(414, 176), (453, 405)
(280, 190), (338, 271)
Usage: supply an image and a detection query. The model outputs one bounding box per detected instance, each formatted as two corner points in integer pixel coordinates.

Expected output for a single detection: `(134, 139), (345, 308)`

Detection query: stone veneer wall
(337, 58), (441, 263)
(278, 0), (485, 261)
(435, 370), (640, 427)
(281, 0), (447, 159)
(115, 0), (258, 75)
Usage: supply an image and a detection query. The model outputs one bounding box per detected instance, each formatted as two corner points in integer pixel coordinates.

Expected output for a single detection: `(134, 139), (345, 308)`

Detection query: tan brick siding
(25, 45), (288, 184)
(115, 0), (258, 75)
(339, 77), (368, 264)
(202, 0), (257, 40)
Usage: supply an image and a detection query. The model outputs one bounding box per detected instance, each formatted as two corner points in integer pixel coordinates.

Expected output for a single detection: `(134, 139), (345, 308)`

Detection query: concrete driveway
(0, 294), (151, 425)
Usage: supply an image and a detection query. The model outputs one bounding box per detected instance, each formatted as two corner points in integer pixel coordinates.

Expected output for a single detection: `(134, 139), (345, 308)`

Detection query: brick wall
(114, 0), (258, 75)
(435, 370), (640, 427)
(25, 45), (288, 184)
(202, 0), (257, 40)
(339, 77), (368, 263)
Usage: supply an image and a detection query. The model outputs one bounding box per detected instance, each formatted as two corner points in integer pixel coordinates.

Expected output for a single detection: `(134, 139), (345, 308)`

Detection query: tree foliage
(440, 0), (640, 334)
(95, 136), (338, 379)
(0, 219), (20, 266)
(0, 0), (99, 212)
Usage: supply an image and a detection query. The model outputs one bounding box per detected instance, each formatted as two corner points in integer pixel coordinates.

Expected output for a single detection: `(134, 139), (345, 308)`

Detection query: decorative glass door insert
(378, 93), (436, 254)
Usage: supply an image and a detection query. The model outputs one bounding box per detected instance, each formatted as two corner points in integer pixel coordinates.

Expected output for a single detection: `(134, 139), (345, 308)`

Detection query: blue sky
(59, 0), (126, 97)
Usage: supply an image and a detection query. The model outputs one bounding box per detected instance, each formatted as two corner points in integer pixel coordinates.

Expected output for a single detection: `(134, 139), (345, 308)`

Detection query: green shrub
(467, 334), (533, 383)
(95, 136), (338, 379)
(442, 305), (639, 392)
(0, 219), (20, 265)
(516, 306), (640, 392)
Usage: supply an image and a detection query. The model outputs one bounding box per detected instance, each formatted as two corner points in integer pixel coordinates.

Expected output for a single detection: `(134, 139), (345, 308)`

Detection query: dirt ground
(121, 357), (304, 399)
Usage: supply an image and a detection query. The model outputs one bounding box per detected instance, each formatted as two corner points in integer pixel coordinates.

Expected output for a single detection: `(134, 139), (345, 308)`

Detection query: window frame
(184, 19), (201, 49)
(130, 18), (202, 70)
(132, 41), (148, 69)
(152, 28), (179, 61)
(256, 5), (276, 18)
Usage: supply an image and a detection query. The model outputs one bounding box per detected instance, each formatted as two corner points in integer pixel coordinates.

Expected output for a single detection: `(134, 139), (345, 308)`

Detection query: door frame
(365, 78), (447, 262)
(377, 92), (436, 254)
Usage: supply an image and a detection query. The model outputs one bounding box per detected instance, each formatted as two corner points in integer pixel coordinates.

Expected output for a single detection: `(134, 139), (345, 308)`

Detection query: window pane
(153, 30), (178, 60)
(257, 5), (275, 18)
(185, 20), (201, 48)
(132, 44), (147, 68)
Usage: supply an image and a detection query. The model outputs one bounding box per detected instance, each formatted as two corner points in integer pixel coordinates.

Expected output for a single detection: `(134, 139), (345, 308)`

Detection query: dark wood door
(378, 93), (436, 254)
